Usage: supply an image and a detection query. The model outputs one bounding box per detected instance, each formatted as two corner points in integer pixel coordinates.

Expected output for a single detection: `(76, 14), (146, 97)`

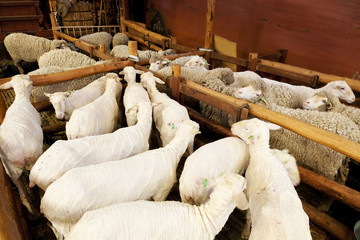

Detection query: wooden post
(128, 41), (138, 63)
(204, 0), (216, 63)
(119, 0), (126, 33)
(171, 65), (181, 101)
(98, 44), (106, 53)
(248, 52), (259, 71)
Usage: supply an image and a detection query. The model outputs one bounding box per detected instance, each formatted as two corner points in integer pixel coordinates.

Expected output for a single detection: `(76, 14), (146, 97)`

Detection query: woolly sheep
(149, 55), (171, 72)
(262, 78), (355, 104)
(269, 103), (360, 181)
(66, 172), (248, 240)
(41, 119), (201, 238)
(303, 91), (360, 129)
(179, 137), (300, 206)
(152, 55), (209, 73)
(119, 66), (150, 126)
(4, 33), (69, 73)
(79, 32), (112, 53)
(0, 75), (43, 214)
(184, 55), (209, 70)
(112, 32), (129, 47)
(231, 118), (311, 239)
(38, 49), (96, 69)
(29, 101), (153, 190)
(140, 72), (193, 153)
(44, 74), (110, 120)
(65, 74), (122, 139)
(110, 45), (175, 60)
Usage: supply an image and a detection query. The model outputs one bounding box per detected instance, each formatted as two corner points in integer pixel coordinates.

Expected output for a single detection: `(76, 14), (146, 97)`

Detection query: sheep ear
(154, 77), (165, 84)
(44, 92), (51, 98)
(119, 71), (124, 75)
(0, 81), (12, 90)
(235, 192), (249, 210)
(135, 70), (145, 74)
(266, 122), (281, 130)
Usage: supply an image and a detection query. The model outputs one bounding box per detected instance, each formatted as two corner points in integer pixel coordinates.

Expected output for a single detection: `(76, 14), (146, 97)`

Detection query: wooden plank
(123, 19), (170, 41)
(0, 2), (39, 6)
(180, 79), (360, 163)
(302, 201), (354, 240)
(211, 51), (248, 68)
(0, 15), (42, 21)
(0, 60), (132, 86)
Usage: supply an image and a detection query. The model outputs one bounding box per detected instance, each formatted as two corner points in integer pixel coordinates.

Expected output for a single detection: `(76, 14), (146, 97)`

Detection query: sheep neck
(248, 142), (272, 162)
(134, 105), (153, 139)
(163, 132), (192, 165)
(198, 185), (236, 236)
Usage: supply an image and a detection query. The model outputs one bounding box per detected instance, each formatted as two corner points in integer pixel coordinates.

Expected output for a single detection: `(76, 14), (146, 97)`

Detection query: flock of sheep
(0, 31), (358, 239)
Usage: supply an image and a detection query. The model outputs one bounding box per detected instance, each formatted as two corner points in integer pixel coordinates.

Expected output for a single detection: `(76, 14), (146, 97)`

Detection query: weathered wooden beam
(43, 123), (66, 134)
(211, 52), (249, 68)
(125, 32), (162, 51)
(119, 0), (126, 33)
(123, 19), (170, 42)
(204, 0), (216, 62)
(302, 201), (354, 240)
(0, 60), (131, 86)
(259, 59), (360, 92)
(299, 166), (360, 212)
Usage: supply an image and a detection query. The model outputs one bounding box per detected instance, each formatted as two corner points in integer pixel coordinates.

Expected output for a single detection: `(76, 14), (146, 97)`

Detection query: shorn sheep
(79, 32), (112, 53)
(4, 33), (69, 73)
(302, 91), (360, 129)
(119, 66), (150, 126)
(66, 172), (248, 240)
(41, 119), (201, 238)
(140, 72), (194, 153)
(45, 74), (108, 120)
(179, 137), (300, 206)
(0, 75), (43, 214)
(29, 101), (153, 190)
(231, 118), (311, 240)
(65, 74), (122, 139)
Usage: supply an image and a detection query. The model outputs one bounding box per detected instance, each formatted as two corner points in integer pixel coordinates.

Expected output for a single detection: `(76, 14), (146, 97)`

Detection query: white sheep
(38, 49), (97, 69)
(110, 45), (175, 60)
(112, 32), (129, 47)
(179, 138), (300, 206)
(119, 66), (150, 126)
(184, 55), (209, 70)
(29, 101), (153, 190)
(140, 71), (194, 153)
(149, 55), (171, 72)
(65, 74), (122, 139)
(262, 78), (355, 105)
(79, 31), (112, 53)
(40, 119), (201, 238)
(44, 74), (109, 120)
(4, 33), (69, 73)
(0, 75), (43, 214)
(231, 118), (311, 239)
(65, 172), (248, 240)
(302, 91), (360, 129)
(152, 55), (209, 73)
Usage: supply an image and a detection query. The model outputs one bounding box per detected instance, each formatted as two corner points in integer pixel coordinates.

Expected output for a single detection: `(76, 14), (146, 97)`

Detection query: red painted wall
(147, 0), (360, 78)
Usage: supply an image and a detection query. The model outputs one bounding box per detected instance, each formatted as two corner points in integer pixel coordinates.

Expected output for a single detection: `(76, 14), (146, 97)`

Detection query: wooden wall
(146, 0), (360, 78)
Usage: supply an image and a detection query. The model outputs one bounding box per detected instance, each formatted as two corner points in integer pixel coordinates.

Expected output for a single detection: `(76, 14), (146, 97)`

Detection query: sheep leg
(241, 209), (252, 239)
(152, 183), (174, 201)
(13, 58), (24, 74)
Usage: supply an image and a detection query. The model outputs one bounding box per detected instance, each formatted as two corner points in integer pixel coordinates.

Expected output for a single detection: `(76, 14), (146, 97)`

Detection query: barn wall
(146, 0), (360, 78)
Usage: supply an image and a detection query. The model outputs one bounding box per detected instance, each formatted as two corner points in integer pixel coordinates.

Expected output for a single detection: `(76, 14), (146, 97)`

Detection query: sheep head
(0, 75), (33, 97)
(231, 118), (281, 145)
(45, 91), (71, 120)
(233, 85), (262, 103)
(327, 81), (355, 103)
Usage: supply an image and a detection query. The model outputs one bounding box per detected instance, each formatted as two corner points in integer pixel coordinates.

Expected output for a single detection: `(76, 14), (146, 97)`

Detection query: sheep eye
(340, 87), (345, 90)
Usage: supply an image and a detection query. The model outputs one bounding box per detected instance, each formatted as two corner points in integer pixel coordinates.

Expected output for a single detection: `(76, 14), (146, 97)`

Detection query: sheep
(262, 77), (355, 104)
(231, 118), (311, 240)
(110, 45), (175, 60)
(56, 0), (73, 18)
(65, 74), (122, 139)
(29, 101), (153, 190)
(79, 32), (113, 53)
(179, 137), (300, 206)
(65, 172), (248, 240)
(44, 74), (111, 120)
(40, 119), (201, 238)
(0, 75), (43, 214)
(152, 55), (209, 73)
(268, 103), (360, 181)
(149, 55), (171, 72)
(38, 49), (97, 69)
(4, 33), (69, 73)
(140, 71), (194, 153)
(184, 55), (209, 70)
(112, 32), (129, 47)
(302, 91), (360, 129)
(119, 66), (150, 126)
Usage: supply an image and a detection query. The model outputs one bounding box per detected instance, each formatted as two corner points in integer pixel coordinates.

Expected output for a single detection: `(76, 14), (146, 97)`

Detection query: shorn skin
(66, 172), (248, 240)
